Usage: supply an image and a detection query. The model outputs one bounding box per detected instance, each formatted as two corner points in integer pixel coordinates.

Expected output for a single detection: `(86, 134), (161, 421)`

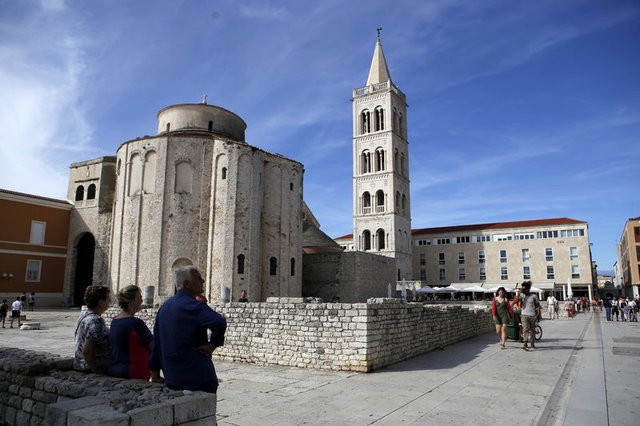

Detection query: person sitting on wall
(73, 285), (111, 373)
(108, 285), (154, 380)
(150, 266), (227, 393)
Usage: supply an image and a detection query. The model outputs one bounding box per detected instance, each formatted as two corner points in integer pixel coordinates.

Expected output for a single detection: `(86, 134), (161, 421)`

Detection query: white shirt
(11, 300), (22, 311)
(547, 296), (556, 306)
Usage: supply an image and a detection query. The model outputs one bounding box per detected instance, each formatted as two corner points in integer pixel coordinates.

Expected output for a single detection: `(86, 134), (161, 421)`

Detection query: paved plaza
(3, 308), (639, 425)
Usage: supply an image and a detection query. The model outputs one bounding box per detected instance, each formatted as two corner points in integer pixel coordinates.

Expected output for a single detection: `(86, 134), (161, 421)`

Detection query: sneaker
(522, 344), (529, 351)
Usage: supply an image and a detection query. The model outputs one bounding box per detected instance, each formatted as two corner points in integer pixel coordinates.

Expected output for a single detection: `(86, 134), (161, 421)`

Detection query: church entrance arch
(73, 233), (95, 307)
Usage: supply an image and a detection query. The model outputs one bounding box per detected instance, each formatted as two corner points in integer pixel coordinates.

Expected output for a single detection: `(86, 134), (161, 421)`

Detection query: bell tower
(352, 30), (412, 280)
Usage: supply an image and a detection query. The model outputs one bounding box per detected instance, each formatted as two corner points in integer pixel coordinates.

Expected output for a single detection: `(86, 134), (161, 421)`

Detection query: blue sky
(1, 0), (638, 272)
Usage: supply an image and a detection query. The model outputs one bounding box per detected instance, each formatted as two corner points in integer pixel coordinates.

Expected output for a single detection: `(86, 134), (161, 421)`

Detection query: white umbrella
(459, 285), (485, 293)
(435, 285), (459, 293)
(415, 286), (436, 294)
(387, 283), (392, 298)
(401, 279), (407, 299)
(567, 278), (573, 298)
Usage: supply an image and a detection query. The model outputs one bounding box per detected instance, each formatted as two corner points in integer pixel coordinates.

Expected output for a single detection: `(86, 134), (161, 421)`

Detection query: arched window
(360, 110), (371, 134)
(398, 113), (404, 137)
(375, 148), (385, 171)
(375, 190), (384, 212)
(394, 149), (399, 172)
(208, 120), (213, 131)
(402, 194), (407, 213)
(374, 107), (384, 131)
(221, 167), (227, 180)
(237, 254), (245, 274)
(86, 184), (96, 200)
(376, 229), (386, 250)
(395, 191), (400, 211)
(75, 185), (84, 201)
(400, 153), (405, 176)
(362, 230), (371, 251)
(175, 161), (193, 194)
(129, 153), (142, 196)
(143, 151), (157, 193)
(290, 258), (295, 276)
(166, 123), (170, 132)
(362, 192), (371, 214)
(270, 257), (277, 275)
(393, 108), (398, 133)
(361, 151), (371, 174)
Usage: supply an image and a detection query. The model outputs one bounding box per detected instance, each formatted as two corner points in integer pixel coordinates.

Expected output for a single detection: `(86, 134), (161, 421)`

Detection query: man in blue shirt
(150, 266), (227, 393)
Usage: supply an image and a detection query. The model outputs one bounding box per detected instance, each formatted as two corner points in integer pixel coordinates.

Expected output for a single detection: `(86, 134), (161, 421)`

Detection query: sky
(1, 0), (639, 273)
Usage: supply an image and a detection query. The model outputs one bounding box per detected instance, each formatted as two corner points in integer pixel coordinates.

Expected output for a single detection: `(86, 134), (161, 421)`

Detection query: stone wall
(104, 299), (493, 373)
(0, 348), (216, 426)
(302, 251), (396, 303)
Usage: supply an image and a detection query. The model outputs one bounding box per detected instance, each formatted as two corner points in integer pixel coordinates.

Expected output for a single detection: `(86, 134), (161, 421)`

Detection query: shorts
(494, 313), (510, 325)
(11, 310), (20, 318)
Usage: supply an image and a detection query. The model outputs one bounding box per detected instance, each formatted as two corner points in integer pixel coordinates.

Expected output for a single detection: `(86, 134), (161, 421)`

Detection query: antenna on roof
(201, 94), (207, 104)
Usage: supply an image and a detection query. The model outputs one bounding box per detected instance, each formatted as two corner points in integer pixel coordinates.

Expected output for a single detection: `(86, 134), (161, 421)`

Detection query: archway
(73, 233), (95, 306)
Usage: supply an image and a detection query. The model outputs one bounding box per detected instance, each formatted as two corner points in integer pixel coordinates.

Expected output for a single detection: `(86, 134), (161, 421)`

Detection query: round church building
(107, 102), (304, 303)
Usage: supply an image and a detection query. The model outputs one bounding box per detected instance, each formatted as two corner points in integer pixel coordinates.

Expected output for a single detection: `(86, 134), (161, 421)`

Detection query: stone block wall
(104, 299), (493, 373)
(0, 348), (216, 426)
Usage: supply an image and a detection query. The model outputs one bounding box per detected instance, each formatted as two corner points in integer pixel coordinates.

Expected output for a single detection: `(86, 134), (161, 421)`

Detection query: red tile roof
(0, 188), (69, 205)
(333, 217), (587, 240)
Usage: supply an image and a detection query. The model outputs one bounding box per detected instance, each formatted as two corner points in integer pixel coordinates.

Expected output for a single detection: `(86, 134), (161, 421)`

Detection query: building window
(479, 267), (486, 281)
(571, 265), (580, 279)
(545, 248), (553, 262)
(374, 106), (385, 131)
(25, 260), (42, 282)
(87, 184), (96, 200)
(361, 110), (371, 134)
(569, 246), (578, 260)
(500, 250), (507, 263)
(290, 258), (295, 276)
(537, 230), (559, 239)
(221, 167), (227, 180)
(269, 257), (277, 276)
(361, 150), (372, 173)
(547, 266), (555, 279)
(458, 252), (465, 264)
(420, 268), (427, 281)
(476, 235), (491, 242)
(438, 252), (445, 265)
(376, 229), (385, 250)
(439, 268), (446, 281)
(495, 234), (513, 241)
(75, 185), (84, 201)
(375, 190), (385, 212)
(208, 120), (213, 131)
(522, 248), (530, 262)
(362, 230), (371, 250)
(456, 236), (470, 243)
(458, 268), (466, 281)
(437, 238), (451, 245)
(237, 254), (245, 274)
(362, 192), (371, 214)
(30, 221), (46, 245)
(501, 267), (508, 280)
(375, 148), (385, 171)
(419, 253), (426, 266)
(478, 250), (486, 264)
(523, 266), (531, 280)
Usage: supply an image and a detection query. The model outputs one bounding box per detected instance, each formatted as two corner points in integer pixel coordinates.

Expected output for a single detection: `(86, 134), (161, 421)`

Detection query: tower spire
(366, 28), (391, 86)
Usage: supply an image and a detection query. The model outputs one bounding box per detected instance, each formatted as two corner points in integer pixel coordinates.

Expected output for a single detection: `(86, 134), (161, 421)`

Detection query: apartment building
(616, 216), (640, 298)
(0, 189), (72, 305)
(411, 218), (594, 298)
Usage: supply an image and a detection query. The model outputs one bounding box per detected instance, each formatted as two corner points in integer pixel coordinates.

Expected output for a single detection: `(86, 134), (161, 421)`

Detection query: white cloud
(0, 3), (93, 198)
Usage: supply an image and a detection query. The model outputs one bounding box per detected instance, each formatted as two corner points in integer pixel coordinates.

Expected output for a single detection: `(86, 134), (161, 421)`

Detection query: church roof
(303, 222), (343, 254)
(366, 35), (391, 86)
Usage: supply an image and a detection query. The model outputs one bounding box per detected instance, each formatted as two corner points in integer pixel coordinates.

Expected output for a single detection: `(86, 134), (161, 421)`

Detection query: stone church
(64, 35), (403, 305)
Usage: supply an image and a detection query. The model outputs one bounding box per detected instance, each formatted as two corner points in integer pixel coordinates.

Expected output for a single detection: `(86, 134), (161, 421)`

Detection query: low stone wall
(0, 348), (216, 426)
(104, 298), (493, 373)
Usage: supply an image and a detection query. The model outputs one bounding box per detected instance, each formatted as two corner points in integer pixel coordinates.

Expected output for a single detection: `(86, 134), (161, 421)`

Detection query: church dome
(157, 103), (247, 142)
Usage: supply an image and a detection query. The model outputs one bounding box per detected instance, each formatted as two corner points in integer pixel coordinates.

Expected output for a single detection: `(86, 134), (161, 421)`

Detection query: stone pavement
(2, 308), (639, 425)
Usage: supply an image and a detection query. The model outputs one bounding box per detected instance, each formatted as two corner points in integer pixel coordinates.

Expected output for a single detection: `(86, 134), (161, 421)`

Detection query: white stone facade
(351, 36), (412, 280)
(67, 103), (304, 303)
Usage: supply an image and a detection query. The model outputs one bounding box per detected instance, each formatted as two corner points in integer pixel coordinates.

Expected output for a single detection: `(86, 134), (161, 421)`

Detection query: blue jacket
(149, 290), (227, 390)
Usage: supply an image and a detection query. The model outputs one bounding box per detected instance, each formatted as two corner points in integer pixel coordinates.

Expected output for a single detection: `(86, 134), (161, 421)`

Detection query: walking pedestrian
(492, 287), (513, 349)
(546, 293), (557, 320)
(520, 281), (540, 351)
(10, 296), (22, 328)
(0, 299), (8, 328)
(603, 295), (612, 321)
